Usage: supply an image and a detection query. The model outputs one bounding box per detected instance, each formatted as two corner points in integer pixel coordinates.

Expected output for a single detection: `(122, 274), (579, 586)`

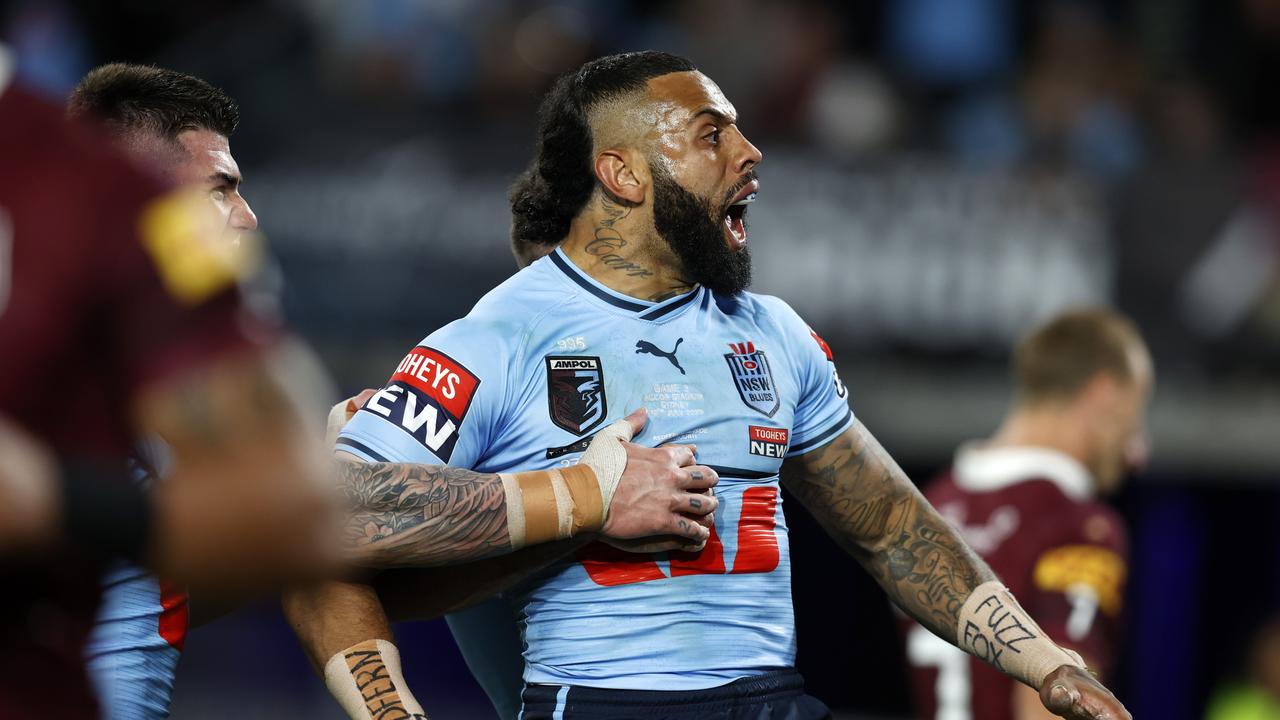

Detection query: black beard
(651, 166), (753, 296)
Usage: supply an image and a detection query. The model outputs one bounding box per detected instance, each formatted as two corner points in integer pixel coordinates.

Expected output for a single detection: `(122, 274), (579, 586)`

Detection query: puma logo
(635, 338), (685, 375)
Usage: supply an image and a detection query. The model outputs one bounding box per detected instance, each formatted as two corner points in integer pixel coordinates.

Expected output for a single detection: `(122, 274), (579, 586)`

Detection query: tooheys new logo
(748, 426), (790, 458)
(362, 347), (480, 462)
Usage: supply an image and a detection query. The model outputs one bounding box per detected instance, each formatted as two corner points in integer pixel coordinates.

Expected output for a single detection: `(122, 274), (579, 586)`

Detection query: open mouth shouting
(723, 179), (758, 251)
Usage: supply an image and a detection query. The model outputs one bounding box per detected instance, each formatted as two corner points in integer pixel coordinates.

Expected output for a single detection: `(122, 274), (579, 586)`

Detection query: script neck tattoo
(584, 195), (654, 279)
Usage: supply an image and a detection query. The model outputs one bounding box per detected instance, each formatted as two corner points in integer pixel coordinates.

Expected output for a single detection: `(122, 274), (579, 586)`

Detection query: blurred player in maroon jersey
(0, 45), (340, 717)
(902, 307), (1151, 720)
(64, 62), (271, 720)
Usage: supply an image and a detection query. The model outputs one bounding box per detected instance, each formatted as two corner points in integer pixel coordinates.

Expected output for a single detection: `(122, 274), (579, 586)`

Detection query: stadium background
(6, 0), (1280, 717)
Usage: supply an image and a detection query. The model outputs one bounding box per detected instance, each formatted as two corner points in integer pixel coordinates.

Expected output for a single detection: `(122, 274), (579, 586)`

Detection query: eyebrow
(207, 171), (241, 189)
(688, 107), (737, 127)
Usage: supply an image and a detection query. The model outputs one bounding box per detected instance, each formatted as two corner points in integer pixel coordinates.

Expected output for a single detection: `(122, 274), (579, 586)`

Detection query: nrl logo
(546, 356), (608, 435)
(724, 341), (779, 417)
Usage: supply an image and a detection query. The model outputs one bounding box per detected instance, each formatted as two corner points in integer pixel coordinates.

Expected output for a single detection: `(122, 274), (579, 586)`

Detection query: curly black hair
(509, 51), (696, 251)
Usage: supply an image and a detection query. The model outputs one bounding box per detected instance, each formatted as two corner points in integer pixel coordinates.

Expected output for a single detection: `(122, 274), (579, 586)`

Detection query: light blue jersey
(338, 248), (853, 691)
(86, 441), (185, 720)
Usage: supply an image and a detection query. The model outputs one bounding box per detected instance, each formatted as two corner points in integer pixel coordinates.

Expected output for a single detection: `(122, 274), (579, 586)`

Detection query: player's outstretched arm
(336, 407), (718, 568)
(781, 421), (1131, 720)
(780, 421), (993, 640)
(134, 346), (341, 593)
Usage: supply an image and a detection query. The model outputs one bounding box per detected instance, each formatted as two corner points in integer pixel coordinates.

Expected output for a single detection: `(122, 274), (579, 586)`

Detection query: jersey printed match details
(546, 356), (607, 436)
(724, 341), (779, 417)
(360, 346), (480, 462)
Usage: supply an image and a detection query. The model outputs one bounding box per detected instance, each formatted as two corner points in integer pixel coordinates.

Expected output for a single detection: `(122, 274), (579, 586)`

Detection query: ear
(1078, 371), (1120, 414)
(594, 150), (646, 205)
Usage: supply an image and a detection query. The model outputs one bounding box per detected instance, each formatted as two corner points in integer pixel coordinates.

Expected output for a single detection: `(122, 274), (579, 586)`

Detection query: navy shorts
(519, 669), (831, 720)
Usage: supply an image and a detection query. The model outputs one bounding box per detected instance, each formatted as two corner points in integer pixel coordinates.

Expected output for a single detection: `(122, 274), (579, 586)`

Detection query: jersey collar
(952, 443), (1094, 502)
(548, 247), (703, 321)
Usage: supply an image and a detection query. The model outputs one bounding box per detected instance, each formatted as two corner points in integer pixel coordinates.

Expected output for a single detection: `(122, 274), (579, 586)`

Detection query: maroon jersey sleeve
(1025, 502), (1129, 672)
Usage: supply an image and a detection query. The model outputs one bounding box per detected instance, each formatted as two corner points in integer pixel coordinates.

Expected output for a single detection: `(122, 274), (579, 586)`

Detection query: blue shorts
(519, 669), (831, 720)
(85, 561), (186, 719)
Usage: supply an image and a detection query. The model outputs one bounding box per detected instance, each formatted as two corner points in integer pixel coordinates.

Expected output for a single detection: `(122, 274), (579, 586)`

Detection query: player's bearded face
(651, 164), (753, 296)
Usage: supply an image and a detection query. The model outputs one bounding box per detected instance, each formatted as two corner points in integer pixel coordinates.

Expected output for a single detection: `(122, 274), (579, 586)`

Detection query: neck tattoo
(585, 196), (654, 278)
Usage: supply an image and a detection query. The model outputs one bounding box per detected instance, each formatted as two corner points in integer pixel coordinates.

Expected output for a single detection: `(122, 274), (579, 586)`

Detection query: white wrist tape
(498, 417), (633, 550)
(325, 397), (357, 448)
(577, 417), (632, 516)
(956, 581), (1087, 689)
(323, 639), (426, 720)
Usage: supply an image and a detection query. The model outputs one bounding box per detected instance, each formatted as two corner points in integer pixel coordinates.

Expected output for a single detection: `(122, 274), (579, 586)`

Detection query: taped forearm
(499, 465), (603, 549)
(498, 417), (628, 549)
(341, 418), (628, 566)
(324, 639), (426, 720)
(955, 581), (1086, 689)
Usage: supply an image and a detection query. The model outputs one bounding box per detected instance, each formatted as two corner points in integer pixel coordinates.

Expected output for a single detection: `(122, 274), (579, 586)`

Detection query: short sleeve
(1027, 506), (1129, 671)
(336, 317), (512, 468)
(759, 297), (853, 457)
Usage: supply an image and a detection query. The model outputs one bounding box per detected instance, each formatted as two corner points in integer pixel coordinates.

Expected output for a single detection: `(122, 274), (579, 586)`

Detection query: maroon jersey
(0, 76), (260, 717)
(901, 446), (1128, 720)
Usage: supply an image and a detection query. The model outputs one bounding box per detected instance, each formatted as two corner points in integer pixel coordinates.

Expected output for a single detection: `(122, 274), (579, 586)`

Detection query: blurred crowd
(6, 0), (1280, 377)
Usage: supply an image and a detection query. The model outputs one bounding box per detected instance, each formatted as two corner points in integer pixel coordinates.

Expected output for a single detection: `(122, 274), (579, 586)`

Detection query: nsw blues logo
(546, 356), (608, 435)
(725, 341), (779, 417)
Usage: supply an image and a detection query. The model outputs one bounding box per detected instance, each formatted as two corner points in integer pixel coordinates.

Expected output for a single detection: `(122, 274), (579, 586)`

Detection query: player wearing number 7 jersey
(295, 51), (1133, 720)
(902, 309), (1149, 720)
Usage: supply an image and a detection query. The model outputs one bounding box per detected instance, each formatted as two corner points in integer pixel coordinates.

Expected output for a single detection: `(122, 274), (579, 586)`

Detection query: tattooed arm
(336, 460), (509, 568)
(780, 421), (994, 643)
(782, 421), (1131, 720)
(335, 427), (718, 569)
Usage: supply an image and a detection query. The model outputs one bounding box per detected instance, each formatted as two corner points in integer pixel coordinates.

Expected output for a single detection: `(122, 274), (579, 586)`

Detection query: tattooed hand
(601, 410), (719, 552)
